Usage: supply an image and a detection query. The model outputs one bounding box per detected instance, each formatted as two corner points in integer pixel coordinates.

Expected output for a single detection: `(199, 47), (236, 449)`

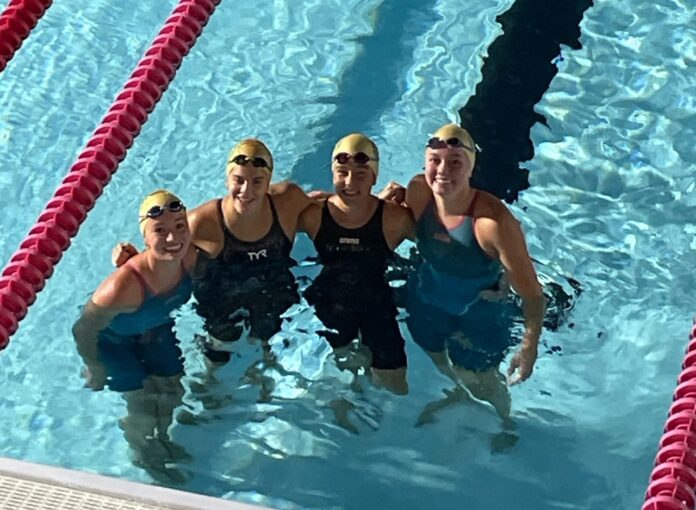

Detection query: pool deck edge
(0, 456), (274, 510)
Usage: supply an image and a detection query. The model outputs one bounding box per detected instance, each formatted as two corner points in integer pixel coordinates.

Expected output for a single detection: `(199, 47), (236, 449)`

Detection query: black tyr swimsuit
(193, 197), (299, 362)
(305, 199), (406, 370)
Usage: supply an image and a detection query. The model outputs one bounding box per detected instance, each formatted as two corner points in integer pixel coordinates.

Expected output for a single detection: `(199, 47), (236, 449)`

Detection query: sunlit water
(0, 0), (694, 509)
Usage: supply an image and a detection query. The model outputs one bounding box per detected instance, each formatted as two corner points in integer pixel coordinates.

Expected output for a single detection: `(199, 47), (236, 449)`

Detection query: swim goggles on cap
(140, 200), (186, 222)
(229, 154), (271, 169)
(426, 137), (478, 152)
(333, 152), (378, 165)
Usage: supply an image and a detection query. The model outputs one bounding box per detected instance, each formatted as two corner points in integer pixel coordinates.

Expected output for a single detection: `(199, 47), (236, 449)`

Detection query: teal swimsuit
(407, 194), (515, 371)
(98, 264), (192, 391)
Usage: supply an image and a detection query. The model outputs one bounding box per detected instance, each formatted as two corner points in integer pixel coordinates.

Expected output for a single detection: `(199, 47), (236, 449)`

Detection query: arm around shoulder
(383, 201), (416, 248)
(405, 174), (431, 220)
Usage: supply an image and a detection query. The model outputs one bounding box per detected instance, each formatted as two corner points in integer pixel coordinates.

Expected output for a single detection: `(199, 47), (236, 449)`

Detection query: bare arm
(72, 270), (141, 388)
(405, 175), (432, 221)
(383, 201), (416, 249)
(297, 201), (323, 240)
(72, 299), (120, 369)
(270, 181), (314, 239)
(479, 210), (545, 384)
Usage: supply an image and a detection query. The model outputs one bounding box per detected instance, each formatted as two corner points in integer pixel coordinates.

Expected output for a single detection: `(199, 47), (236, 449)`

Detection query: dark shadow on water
(290, 0), (439, 190)
(460, 0), (594, 202)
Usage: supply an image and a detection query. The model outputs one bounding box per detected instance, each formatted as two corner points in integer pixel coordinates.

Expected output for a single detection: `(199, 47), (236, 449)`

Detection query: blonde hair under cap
(331, 133), (380, 178)
(431, 123), (477, 167)
(226, 138), (274, 174)
(138, 189), (185, 235)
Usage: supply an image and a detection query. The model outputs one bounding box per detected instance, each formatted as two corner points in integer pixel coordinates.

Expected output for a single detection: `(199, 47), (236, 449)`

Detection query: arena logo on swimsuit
(247, 249), (268, 261)
(338, 237), (360, 245)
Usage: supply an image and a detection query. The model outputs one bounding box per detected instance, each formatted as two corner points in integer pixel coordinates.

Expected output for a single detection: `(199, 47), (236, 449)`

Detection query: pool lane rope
(0, 0), (221, 349)
(643, 322), (696, 510)
(0, 0), (53, 73)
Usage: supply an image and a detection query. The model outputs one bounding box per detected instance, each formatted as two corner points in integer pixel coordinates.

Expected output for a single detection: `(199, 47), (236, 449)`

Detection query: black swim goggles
(333, 152), (378, 165)
(140, 200), (186, 222)
(426, 137), (477, 153)
(229, 154), (272, 169)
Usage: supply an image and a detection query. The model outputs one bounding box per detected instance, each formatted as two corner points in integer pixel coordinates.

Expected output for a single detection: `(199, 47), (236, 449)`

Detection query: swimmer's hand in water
(506, 343), (537, 386)
(82, 364), (107, 391)
(378, 181), (406, 204)
(112, 242), (138, 267)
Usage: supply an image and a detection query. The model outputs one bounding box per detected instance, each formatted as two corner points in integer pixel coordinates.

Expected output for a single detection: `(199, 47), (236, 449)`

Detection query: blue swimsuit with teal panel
(407, 193), (516, 371)
(98, 264), (192, 391)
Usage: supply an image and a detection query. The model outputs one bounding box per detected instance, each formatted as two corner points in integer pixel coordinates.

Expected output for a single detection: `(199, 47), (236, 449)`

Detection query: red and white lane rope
(0, 0), (53, 73)
(0, 0), (221, 349)
(644, 322), (696, 510)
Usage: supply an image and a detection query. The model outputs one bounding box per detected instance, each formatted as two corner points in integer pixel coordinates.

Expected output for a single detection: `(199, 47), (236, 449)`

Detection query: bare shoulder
(298, 201), (323, 239)
(474, 190), (512, 221)
(271, 180), (311, 214)
(269, 180), (299, 195)
(473, 191), (527, 256)
(405, 174), (432, 219)
(270, 180), (307, 201)
(91, 264), (142, 311)
(188, 199), (219, 227)
(382, 200), (416, 247)
(187, 198), (223, 256)
(384, 200), (413, 224)
(183, 244), (198, 271)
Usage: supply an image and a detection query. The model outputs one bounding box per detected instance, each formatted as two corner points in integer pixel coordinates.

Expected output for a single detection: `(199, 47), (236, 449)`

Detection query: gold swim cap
(331, 133), (380, 178)
(430, 123), (476, 167)
(226, 138), (274, 174)
(138, 189), (185, 235)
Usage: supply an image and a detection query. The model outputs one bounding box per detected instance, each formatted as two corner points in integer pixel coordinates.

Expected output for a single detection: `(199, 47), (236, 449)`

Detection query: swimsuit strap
(124, 263), (151, 300)
(216, 198), (226, 232)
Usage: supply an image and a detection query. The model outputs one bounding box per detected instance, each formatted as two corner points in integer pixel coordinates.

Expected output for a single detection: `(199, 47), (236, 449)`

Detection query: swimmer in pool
(113, 139), (312, 365)
(386, 123), (545, 424)
(73, 189), (196, 478)
(300, 134), (415, 395)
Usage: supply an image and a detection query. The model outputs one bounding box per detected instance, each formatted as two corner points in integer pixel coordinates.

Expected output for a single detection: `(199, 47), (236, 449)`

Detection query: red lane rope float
(0, 0), (221, 350)
(644, 322), (696, 510)
(0, 0), (52, 73)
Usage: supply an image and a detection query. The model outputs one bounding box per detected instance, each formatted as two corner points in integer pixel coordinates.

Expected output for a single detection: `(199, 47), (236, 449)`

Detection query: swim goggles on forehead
(333, 152), (379, 165)
(229, 154), (271, 169)
(426, 137), (478, 153)
(139, 201), (186, 222)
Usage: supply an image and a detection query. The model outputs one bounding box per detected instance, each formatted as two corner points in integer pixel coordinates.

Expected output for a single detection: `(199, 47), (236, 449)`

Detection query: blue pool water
(0, 0), (694, 508)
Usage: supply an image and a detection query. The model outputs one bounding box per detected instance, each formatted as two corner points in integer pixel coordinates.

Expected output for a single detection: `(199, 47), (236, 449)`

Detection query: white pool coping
(0, 456), (275, 510)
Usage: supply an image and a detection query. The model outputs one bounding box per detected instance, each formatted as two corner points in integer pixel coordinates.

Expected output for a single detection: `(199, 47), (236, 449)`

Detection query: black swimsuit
(305, 200), (406, 370)
(193, 197), (299, 362)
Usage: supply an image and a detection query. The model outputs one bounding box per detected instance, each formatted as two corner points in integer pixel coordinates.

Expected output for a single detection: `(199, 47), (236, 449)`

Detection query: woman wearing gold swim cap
(189, 138), (311, 362)
(300, 134), (415, 395)
(113, 139), (312, 364)
(401, 123), (545, 425)
(73, 189), (196, 476)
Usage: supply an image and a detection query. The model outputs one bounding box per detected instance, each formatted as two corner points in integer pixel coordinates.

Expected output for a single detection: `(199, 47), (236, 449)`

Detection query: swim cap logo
(247, 249), (268, 261)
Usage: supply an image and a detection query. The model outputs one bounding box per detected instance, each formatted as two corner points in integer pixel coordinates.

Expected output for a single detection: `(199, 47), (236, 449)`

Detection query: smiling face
(143, 209), (190, 262)
(423, 124), (476, 198)
(424, 146), (474, 196)
(226, 165), (271, 214)
(225, 138), (273, 214)
(331, 133), (379, 203)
